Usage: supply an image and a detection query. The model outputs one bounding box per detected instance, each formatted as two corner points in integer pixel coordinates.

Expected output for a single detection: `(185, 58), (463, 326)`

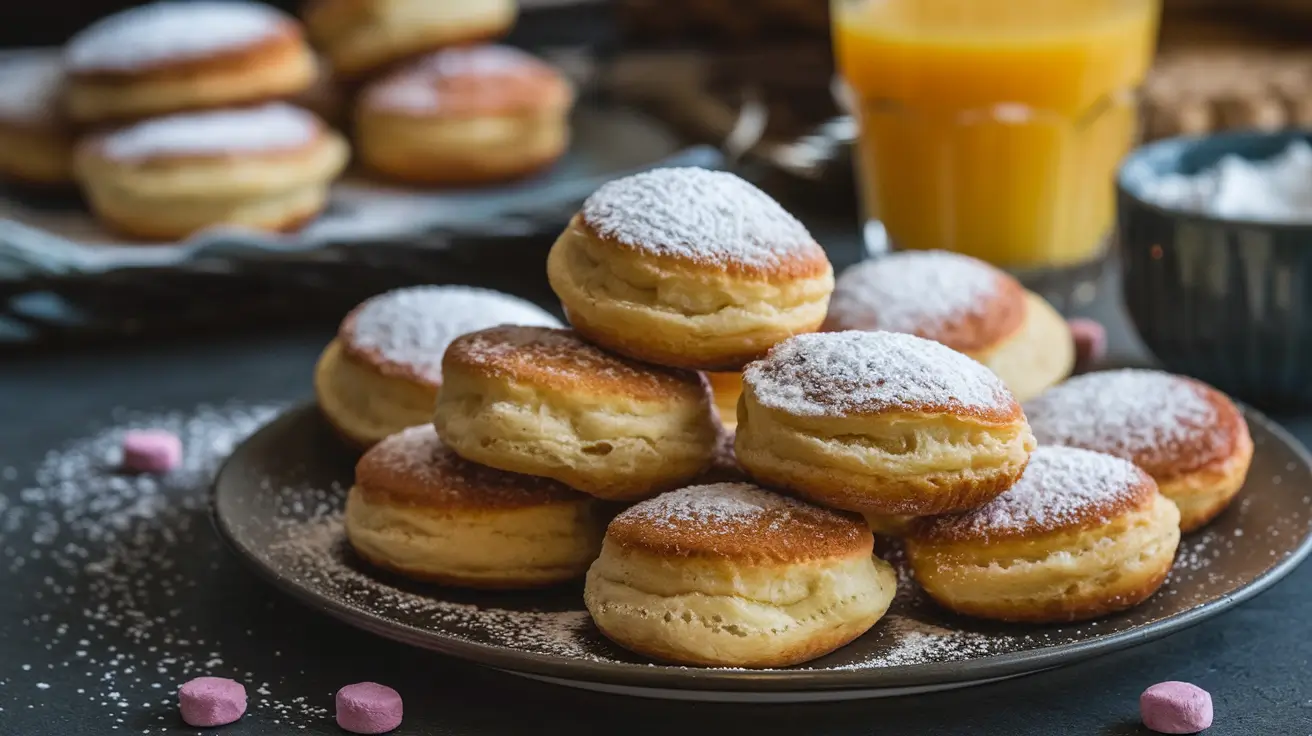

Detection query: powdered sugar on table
(97, 103), (321, 161)
(827, 250), (1005, 336)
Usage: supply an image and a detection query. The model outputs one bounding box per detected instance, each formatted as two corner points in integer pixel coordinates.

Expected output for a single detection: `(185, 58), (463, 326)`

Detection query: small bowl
(1117, 129), (1312, 411)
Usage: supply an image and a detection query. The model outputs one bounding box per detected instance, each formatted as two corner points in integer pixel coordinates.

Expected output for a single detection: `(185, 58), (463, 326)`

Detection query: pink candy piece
(1068, 317), (1108, 373)
(178, 677), (246, 727)
(1141, 681), (1213, 734)
(336, 682), (403, 734)
(121, 430), (182, 473)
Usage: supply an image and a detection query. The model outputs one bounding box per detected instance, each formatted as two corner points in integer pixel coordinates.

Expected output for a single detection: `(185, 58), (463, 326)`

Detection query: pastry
(1023, 369), (1253, 532)
(356, 45), (572, 185)
(63, 1), (317, 126)
(433, 326), (719, 501)
(303, 0), (518, 81)
(0, 52), (73, 186)
(74, 103), (348, 240)
(345, 425), (604, 588)
(315, 286), (561, 448)
(823, 250), (1074, 402)
(906, 446), (1181, 623)
(584, 482), (897, 667)
(735, 330), (1036, 516)
(547, 167), (835, 371)
(706, 371), (743, 430)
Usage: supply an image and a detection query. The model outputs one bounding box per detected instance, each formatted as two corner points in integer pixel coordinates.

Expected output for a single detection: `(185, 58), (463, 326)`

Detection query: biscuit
(0, 52), (73, 186)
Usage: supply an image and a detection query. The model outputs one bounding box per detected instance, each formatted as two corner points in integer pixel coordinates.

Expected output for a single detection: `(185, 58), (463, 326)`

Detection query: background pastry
(0, 51), (73, 187)
(345, 425), (604, 588)
(1023, 369), (1253, 532)
(823, 250), (1074, 402)
(735, 330), (1035, 516)
(356, 45), (573, 185)
(584, 482), (896, 667)
(547, 167), (835, 371)
(315, 286), (562, 448)
(907, 446), (1181, 623)
(706, 371), (743, 430)
(434, 326), (719, 501)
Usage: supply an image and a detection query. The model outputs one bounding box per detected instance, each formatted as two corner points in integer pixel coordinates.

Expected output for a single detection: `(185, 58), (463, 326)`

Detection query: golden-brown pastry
(707, 371), (743, 430)
(735, 330), (1036, 516)
(304, 0), (518, 81)
(547, 168), (835, 371)
(823, 251), (1074, 402)
(0, 52), (73, 186)
(345, 425), (605, 588)
(74, 103), (348, 240)
(315, 286), (562, 448)
(356, 46), (573, 185)
(433, 326), (720, 501)
(63, 1), (317, 126)
(1023, 369), (1253, 532)
(584, 482), (897, 667)
(906, 446), (1181, 623)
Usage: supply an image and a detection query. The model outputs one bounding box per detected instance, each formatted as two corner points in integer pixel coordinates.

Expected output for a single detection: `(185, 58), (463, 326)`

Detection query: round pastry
(345, 425), (604, 588)
(584, 482), (897, 667)
(73, 103), (348, 240)
(707, 371), (743, 430)
(63, 1), (317, 126)
(315, 286), (562, 448)
(304, 0), (518, 81)
(1023, 369), (1253, 532)
(823, 251), (1074, 402)
(547, 168), (835, 371)
(433, 326), (719, 501)
(905, 446), (1181, 623)
(735, 330), (1036, 516)
(0, 52), (73, 186)
(356, 46), (573, 185)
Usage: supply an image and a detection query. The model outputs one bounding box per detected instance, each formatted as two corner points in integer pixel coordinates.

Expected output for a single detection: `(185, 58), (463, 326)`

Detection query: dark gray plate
(212, 403), (1312, 700)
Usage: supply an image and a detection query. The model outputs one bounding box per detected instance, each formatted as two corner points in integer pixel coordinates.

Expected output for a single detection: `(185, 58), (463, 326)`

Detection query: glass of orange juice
(832, 0), (1160, 288)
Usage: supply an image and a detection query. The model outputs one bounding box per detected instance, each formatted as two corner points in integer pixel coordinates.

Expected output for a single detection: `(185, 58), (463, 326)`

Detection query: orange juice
(833, 0), (1159, 269)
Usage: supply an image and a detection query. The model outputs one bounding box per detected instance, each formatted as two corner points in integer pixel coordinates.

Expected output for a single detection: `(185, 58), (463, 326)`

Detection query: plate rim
(211, 402), (1312, 694)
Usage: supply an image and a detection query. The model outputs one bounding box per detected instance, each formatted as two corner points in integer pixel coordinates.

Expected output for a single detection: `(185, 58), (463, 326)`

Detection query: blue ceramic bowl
(1117, 130), (1312, 410)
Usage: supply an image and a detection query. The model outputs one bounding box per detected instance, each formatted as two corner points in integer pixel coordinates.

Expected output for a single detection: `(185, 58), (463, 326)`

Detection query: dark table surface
(2, 224), (1311, 736)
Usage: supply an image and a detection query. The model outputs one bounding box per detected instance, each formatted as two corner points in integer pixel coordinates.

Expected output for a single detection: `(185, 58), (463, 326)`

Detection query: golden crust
(1159, 424), (1254, 532)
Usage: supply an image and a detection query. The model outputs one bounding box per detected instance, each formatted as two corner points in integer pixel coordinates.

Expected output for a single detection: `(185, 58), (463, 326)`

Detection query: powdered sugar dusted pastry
(735, 330), (1036, 516)
(63, 1), (316, 125)
(906, 446), (1181, 623)
(584, 483), (896, 667)
(357, 46), (572, 185)
(433, 326), (719, 501)
(73, 103), (347, 240)
(824, 251), (1074, 402)
(1024, 369), (1253, 532)
(548, 168), (835, 371)
(0, 52), (73, 186)
(315, 286), (562, 448)
(345, 425), (604, 588)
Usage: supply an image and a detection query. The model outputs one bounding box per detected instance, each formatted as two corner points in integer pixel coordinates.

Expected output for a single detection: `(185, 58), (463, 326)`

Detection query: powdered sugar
(618, 483), (820, 531)
(0, 52), (64, 125)
(66, 1), (290, 73)
(745, 331), (1015, 418)
(827, 251), (1006, 336)
(97, 103), (320, 161)
(580, 168), (820, 269)
(346, 286), (561, 384)
(367, 46), (553, 113)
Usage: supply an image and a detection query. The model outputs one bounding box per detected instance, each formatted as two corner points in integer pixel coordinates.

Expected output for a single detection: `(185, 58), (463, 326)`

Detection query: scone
(584, 482), (897, 667)
(304, 0), (518, 81)
(356, 46), (573, 186)
(707, 371), (743, 430)
(1024, 369), (1253, 532)
(906, 446), (1181, 623)
(735, 330), (1036, 516)
(63, 1), (317, 126)
(547, 168), (835, 371)
(315, 286), (562, 448)
(433, 326), (719, 501)
(0, 52), (73, 187)
(345, 425), (604, 588)
(823, 250), (1074, 402)
(73, 103), (348, 240)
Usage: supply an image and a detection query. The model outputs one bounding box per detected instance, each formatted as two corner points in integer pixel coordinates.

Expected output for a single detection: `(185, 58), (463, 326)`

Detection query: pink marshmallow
(1141, 681), (1213, 734)
(122, 430), (182, 473)
(1068, 317), (1108, 374)
(336, 682), (403, 734)
(179, 677), (246, 727)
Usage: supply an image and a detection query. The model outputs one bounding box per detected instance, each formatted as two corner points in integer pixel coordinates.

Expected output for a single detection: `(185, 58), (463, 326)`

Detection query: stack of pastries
(318, 166), (1255, 669)
(0, 0), (573, 239)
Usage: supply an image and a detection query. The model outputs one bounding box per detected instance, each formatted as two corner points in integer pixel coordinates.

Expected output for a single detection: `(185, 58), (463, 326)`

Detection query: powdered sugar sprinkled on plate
(95, 103), (322, 161)
(0, 52), (65, 125)
(826, 251), (1007, 338)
